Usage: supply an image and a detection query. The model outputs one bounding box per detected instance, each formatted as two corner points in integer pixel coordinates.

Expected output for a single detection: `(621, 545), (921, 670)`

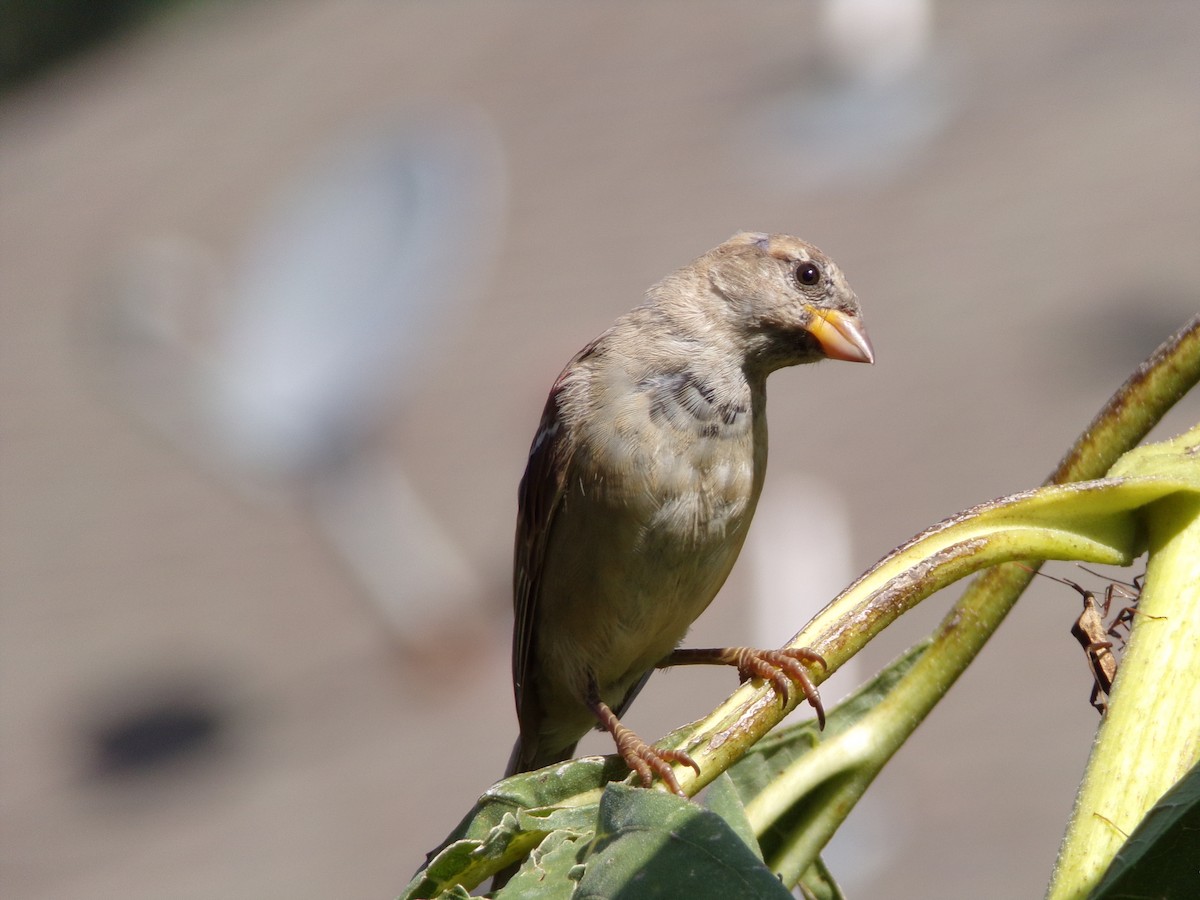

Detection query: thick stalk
(1047, 492), (1200, 898)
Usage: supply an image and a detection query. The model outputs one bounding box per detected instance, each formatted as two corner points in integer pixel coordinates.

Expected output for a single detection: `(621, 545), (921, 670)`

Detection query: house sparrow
(508, 232), (873, 796)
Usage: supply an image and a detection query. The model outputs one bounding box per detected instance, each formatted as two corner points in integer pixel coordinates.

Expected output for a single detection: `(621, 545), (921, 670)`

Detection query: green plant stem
(768, 316), (1200, 887)
(1047, 489), (1200, 899)
(673, 316), (1200, 887)
(756, 548), (1118, 885)
(671, 481), (1142, 795)
(1048, 314), (1200, 483)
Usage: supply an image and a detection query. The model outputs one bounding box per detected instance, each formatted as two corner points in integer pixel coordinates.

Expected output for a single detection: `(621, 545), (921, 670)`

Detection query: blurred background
(2, 2), (1198, 897)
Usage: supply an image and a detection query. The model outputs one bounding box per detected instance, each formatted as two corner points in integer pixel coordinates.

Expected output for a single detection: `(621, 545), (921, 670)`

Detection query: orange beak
(806, 308), (874, 364)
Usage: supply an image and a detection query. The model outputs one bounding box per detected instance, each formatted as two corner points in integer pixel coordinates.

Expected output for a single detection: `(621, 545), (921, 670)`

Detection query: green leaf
(703, 772), (762, 859)
(399, 818), (523, 900)
(728, 640), (929, 809)
(572, 783), (793, 899)
(1108, 422), (1200, 485)
(495, 828), (590, 899)
(1090, 758), (1200, 899)
(705, 767), (851, 898)
(399, 757), (628, 898)
(724, 643), (921, 883)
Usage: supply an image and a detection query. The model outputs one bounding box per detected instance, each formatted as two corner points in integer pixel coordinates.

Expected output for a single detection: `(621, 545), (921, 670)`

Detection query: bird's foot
(666, 646), (827, 729)
(588, 694), (699, 797)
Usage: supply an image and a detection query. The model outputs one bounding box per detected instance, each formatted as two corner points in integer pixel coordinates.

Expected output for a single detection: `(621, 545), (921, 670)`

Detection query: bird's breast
(534, 371), (764, 706)
(601, 367), (762, 540)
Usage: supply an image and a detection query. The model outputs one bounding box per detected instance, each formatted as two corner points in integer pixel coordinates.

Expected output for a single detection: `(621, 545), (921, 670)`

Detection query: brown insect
(1077, 567), (1147, 642)
(1027, 567), (1150, 715)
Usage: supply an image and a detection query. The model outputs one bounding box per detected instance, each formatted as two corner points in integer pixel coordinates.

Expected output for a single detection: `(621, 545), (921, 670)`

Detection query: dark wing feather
(511, 335), (607, 766)
(512, 387), (567, 719)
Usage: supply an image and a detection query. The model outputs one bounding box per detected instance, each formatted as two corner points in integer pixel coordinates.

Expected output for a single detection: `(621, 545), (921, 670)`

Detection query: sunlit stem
(1047, 492), (1200, 899)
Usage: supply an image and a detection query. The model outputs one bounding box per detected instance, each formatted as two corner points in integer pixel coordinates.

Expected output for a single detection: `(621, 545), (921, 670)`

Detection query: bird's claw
(612, 725), (699, 797)
(731, 647), (827, 729)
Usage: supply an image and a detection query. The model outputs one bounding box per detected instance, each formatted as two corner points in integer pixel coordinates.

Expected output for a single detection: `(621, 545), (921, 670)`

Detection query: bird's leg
(664, 647), (827, 729)
(586, 681), (700, 797)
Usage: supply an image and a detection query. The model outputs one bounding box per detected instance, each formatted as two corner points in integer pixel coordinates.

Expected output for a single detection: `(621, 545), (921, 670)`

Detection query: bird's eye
(795, 262), (821, 287)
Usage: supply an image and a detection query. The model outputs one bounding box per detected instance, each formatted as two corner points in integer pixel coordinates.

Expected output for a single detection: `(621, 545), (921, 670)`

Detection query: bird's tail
(503, 735), (577, 780)
(503, 737), (525, 779)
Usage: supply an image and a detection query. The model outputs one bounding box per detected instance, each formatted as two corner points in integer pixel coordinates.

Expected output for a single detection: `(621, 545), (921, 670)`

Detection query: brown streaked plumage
(508, 232), (873, 795)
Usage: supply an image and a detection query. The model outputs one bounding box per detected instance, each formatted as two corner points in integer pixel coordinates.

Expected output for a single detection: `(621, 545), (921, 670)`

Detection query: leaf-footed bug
(1022, 565), (1158, 715)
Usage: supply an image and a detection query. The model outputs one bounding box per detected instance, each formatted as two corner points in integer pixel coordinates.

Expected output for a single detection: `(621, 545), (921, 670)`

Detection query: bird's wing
(511, 338), (602, 746)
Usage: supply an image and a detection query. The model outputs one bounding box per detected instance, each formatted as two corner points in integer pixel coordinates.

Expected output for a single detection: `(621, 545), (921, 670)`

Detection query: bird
(507, 232), (873, 796)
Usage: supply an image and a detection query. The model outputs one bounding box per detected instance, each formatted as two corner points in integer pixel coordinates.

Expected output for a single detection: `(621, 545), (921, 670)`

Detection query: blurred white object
(89, 107), (506, 646)
(747, 473), (892, 891)
(748, 474), (859, 696)
(210, 110), (505, 473)
(310, 447), (482, 646)
(823, 0), (932, 85)
(742, 0), (952, 189)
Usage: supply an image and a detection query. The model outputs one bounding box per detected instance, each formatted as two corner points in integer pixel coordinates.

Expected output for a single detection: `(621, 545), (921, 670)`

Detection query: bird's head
(702, 232), (873, 374)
